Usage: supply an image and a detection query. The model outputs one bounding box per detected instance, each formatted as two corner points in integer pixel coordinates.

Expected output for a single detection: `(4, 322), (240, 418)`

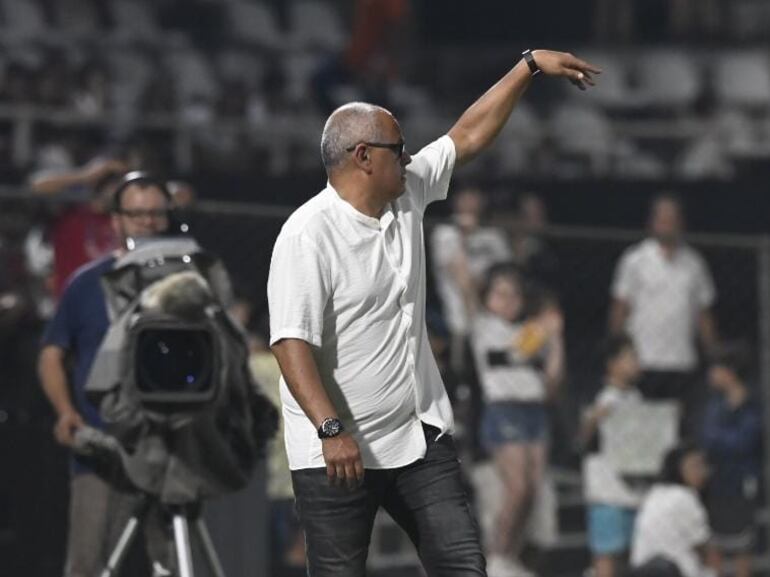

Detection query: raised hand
(532, 50), (602, 90)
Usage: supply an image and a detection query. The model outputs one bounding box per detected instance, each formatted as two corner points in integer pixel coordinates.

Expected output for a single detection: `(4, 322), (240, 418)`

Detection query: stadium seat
(107, 0), (161, 42)
(0, 0), (49, 41)
(493, 101), (545, 176)
(288, 0), (346, 51)
(50, 0), (103, 38)
(633, 49), (702, 110)
(713, 51), (770, 110)
(226, 1), (285, 50)
(164, 47), (220, 104)
(216, 49), (266, 87)
(550, 103), (614, 175)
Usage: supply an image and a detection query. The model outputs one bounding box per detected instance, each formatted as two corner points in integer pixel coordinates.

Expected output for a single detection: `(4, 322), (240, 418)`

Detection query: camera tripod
(100, 496), (226, 577)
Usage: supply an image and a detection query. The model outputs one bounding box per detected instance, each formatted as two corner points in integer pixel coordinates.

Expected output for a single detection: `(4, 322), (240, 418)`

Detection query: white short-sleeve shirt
(471, 312), (547, 403)
(631, 484), (711, 577)
(612, 239), (716, 371)
(268, 135), (457, 470)
(583, 386), (645, 508)
(430, 224), (511, 336)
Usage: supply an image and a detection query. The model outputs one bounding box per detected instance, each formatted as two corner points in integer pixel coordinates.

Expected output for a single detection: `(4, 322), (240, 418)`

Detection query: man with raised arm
(268, 49), (600, 577)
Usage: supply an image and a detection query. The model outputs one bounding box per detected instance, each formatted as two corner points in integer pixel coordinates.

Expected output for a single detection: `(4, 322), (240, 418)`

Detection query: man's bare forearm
(448, 59), (532, 165)
(608, 299), (630, 335)
(699, 309), (719, 356)
(38, 346), (77, 416)
(271, 338), (339, 428)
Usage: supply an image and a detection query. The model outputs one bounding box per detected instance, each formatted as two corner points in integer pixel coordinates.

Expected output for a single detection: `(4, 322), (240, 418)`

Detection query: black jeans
(291, 424), (487, 577)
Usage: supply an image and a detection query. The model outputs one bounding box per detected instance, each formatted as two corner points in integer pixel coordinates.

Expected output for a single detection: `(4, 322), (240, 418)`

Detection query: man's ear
(351, 144), (373, 174)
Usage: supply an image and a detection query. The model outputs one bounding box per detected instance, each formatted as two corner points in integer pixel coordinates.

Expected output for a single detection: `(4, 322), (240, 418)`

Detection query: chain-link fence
(1, 196), (769, 577)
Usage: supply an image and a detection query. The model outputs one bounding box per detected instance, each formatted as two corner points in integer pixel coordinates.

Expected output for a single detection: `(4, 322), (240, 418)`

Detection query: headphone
(110, 170), (173, 214)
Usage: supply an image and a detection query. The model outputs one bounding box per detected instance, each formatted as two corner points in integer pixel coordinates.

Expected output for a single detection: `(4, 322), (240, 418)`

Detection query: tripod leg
(195, 519), (227, 577)
(99, 516), (142, 577)
(173, 513), (196, 577)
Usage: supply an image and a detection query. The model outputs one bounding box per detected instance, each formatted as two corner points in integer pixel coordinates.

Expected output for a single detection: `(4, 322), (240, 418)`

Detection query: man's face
(650, 199), (683, 244)
(520, 195), (547, 234)
(112, 184), (170, 244)
(370, 113), (411, 202)
(612, 345), (640, 383)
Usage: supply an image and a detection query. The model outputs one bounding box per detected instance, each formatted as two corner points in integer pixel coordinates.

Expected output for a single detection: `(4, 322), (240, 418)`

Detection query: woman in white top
(631, 444), (714, 577)
(469, 264), (565, 576)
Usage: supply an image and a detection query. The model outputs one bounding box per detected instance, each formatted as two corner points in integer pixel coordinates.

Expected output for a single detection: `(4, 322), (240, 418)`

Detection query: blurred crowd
(0, 0), (767, 185)
(422, 187), (762, 577)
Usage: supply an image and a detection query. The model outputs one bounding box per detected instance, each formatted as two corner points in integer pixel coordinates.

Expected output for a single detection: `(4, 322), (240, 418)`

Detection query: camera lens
(136, 328), (213, 396)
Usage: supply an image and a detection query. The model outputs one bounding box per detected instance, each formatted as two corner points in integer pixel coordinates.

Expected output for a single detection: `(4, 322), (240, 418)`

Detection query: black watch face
(322, 419), (342, 437)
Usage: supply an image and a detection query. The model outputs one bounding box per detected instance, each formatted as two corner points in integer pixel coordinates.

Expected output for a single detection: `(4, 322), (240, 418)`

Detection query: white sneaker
(487, 555), (535, 577)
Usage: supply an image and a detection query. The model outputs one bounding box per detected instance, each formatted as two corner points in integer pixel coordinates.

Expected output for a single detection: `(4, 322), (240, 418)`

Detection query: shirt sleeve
(611, 249), (637, 301)
(405, 135), (457, 214)
(596, 388), (621, 411)
(693, 254), (716, 308)
(267, 233), (331, 348)
(675, 492), (711, 547)
(41, 280), (76, 351)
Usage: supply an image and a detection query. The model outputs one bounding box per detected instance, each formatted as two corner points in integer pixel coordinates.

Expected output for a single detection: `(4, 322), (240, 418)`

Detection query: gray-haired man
(268, 49), (600, 577)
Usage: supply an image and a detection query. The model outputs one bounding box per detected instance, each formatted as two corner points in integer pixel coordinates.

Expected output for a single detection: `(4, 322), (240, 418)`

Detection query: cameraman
(38, 174), (173, 577)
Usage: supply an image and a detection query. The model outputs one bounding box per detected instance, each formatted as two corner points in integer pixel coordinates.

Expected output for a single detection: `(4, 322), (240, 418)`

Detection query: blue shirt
(701, 392), (762, 497)
(42, 255), (115, 430)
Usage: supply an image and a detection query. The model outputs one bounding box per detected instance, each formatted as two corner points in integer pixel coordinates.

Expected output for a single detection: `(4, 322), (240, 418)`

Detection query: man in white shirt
(609, 194), (718, 433)
(268, 49), (600, 577)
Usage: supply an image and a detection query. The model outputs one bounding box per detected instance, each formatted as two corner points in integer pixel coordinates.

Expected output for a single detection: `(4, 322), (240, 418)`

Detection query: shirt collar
(326, 183), (395, 231)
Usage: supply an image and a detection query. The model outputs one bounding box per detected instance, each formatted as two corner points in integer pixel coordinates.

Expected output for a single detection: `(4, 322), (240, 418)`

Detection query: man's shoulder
(277, 188), (335, 244)
(678, 243), (707, 267)
(65, 254), (116, 290)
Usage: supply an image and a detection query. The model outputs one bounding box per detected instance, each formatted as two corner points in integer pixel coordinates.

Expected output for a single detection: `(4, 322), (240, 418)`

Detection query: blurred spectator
(247, 319), (306, 577)
(312, 0), (411, 113)
(511, 192), (559, 290)
(470, 265), (564, 577)
(30, 157), (128, 296)
(431, 186), (512, 375)
(38, 176), (175, 577)
(630, 444), (713, 577)
(701, 343), (761, 577)
(581, 334), (645, 577)
(71, 60), (110, 116)
(166, 179), (196, 209)
(609, 194), (718, 435)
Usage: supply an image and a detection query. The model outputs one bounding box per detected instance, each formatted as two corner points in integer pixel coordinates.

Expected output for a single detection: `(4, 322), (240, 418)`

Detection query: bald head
(320, 102), (391, 173)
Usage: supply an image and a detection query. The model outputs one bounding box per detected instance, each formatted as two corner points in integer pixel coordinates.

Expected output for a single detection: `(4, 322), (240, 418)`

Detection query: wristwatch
(522, 49), (541, 77)
(317, 417), (344, 439)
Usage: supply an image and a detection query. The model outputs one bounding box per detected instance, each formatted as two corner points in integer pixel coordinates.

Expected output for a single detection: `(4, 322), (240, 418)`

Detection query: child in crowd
(631, 444), (713, 577)
(701, 343), (761, 577)
(581, 334), (645, 577)
(471, 264), (565, 577)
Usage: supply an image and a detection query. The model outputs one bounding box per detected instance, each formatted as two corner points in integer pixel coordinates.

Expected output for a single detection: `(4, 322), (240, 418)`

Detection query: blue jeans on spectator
(291, 423), (487, 577)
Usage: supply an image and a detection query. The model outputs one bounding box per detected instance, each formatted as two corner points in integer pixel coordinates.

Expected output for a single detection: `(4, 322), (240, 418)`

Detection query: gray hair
(320, 102), (389, 172)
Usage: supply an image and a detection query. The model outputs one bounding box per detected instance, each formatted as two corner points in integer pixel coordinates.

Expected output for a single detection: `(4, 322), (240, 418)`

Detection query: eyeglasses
(346, 141), (406, 158)
(119, 209), (169, 220)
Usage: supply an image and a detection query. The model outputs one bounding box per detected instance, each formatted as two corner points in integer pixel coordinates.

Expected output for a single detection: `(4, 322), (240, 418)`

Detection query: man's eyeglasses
(119, 209), (169, 220)
(346, 141), (406, 158)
